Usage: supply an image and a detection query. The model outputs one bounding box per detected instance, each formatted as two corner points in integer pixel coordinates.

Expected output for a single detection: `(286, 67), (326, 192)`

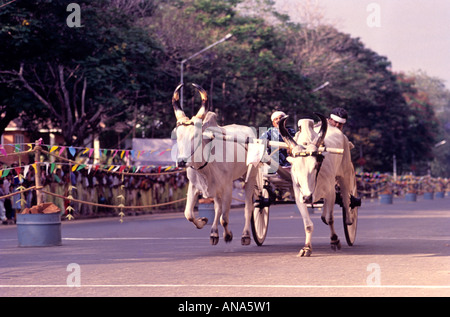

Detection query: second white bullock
(172, 83), (258, 245)
(279, 114), (355, 257)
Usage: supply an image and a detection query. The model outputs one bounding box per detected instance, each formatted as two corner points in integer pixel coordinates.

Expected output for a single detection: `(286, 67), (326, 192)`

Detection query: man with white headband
(329, 107), (348, 131)
(327, 107), (360, 208)
(299, 107), (348, 132)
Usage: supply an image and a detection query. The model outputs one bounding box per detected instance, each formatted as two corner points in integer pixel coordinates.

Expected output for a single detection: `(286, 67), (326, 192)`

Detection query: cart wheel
(343, 185), (358, 246)
(251, 185), (270, 246)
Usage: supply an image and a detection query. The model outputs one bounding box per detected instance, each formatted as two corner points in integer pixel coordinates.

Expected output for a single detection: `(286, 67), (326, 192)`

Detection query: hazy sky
(276, 0), (450, 88)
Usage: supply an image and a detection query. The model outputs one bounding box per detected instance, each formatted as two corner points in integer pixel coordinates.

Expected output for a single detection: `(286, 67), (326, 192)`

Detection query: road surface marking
(1, 284), (449, 289)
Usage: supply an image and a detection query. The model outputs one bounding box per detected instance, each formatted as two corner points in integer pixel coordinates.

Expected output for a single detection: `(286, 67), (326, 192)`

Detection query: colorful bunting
(0, 143), (172, 161)
(1, 162), (181, 178)
(0, 142), (182, 180)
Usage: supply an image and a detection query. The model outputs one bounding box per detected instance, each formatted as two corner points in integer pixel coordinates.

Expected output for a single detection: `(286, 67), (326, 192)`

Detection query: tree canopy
(0, 0), (447, 176)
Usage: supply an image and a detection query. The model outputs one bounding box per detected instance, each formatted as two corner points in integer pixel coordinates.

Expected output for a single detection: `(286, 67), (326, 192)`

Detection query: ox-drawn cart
(251, 162), (360, 247)
(203, 131), (360, 248)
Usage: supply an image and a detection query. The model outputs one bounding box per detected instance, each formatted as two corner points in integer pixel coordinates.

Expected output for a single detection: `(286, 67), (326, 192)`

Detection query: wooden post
(34, 140), (43, 205)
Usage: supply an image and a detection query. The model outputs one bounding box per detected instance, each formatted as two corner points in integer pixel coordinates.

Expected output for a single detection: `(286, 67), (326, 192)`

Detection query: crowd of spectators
(0, 163), (189, 224)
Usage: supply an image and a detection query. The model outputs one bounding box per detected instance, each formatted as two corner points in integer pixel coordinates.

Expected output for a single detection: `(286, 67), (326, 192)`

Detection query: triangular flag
(2, 169), (10, 178)
(59, 146), (66, 156)
(88, 148), (94, 158)
(68, 147), (76, 157)
(76, 164), (86, 171)
(50, 146), (58, 153)
(23, 165), (30, 178)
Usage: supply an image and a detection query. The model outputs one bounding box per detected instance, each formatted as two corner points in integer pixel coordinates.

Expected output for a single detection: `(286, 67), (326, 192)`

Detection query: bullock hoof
(210, 229), (219, 245)
(195, 217), (208, 229)
(210, 235), (219, 245)
(297, 247), (312, 257)
(330, 238), (341, 251)
(224, 231), (233, 243)
(321, 216), (328, 225)
(241, 235), (251, 246)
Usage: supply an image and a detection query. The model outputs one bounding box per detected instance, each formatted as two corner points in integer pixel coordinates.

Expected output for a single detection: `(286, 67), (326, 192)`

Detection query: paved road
(1, 195), (449, 298)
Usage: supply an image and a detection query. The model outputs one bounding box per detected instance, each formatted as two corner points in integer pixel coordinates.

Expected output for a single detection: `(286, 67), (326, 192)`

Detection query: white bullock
(279, 114), (355, 256)
(172, 83), (258, 245)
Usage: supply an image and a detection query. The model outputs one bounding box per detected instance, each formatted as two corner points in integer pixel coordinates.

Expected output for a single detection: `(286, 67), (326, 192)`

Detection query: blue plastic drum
(16, 213), (62, 247)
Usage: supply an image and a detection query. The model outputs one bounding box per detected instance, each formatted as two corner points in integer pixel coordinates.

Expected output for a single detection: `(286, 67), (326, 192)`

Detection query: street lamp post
(180, 33), (232, 108)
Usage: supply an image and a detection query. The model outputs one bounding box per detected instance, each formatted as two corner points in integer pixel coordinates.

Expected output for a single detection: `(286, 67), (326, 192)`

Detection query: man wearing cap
(260, 111), (295, 167)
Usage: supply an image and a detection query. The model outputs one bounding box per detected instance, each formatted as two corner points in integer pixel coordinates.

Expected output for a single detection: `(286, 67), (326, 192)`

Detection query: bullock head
(279, 113), (327, 204)
(172, 83), (212, 167)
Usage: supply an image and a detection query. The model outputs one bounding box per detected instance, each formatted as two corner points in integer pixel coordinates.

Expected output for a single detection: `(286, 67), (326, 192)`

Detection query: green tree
(282, 24), (435, 173)
(0, 0), (162, 146)
(147, 0), (316, 131)
(403, 71), (450, 177)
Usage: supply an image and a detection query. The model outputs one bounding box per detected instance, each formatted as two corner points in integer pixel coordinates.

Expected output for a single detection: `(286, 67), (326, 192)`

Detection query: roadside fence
(0, 140), (188, 222)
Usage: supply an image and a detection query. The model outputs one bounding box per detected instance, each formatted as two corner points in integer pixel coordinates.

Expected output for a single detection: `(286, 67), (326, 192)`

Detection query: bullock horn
(314, 112), (327, 147)
(279, 115), (298, 149)
(192, 83), (209, 120)
(172, 83), (188, 121)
